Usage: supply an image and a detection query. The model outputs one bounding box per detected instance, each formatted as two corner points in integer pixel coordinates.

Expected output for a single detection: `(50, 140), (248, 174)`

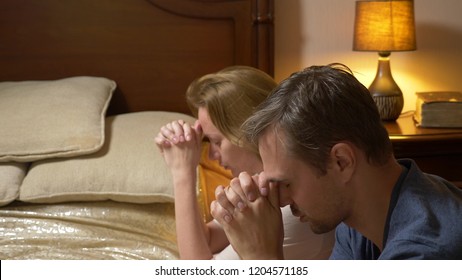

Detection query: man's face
(258, 127), (344, 234)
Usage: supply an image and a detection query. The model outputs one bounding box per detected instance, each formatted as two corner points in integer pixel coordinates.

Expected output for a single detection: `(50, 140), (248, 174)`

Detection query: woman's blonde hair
(186, 65), (276, 154)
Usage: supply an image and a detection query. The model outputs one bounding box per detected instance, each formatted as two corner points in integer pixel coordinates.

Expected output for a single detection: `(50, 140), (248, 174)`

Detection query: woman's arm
(173, 167), (229, 259)
(155, 120), (229, 259)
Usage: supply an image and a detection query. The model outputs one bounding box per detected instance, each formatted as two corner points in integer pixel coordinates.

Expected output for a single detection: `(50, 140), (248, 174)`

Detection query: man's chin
(299, 215), (310, 223)
(309, 221), (336, 235)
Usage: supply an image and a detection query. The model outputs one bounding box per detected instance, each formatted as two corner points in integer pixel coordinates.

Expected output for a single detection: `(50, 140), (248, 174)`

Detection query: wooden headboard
(0, 0), (274, 115)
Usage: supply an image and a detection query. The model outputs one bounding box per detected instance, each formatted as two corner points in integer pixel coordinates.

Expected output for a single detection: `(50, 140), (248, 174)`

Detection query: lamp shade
(353, 0), (416, 52)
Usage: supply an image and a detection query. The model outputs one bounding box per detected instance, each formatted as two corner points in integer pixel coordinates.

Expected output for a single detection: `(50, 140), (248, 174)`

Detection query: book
(414, 91), (462, 128)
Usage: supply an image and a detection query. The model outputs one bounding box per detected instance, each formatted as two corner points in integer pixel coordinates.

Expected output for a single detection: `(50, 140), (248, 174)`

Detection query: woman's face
(198, 107), (262, 177)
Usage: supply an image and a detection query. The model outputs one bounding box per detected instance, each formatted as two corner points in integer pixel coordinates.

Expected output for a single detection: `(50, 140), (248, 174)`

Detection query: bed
(0, 0), (274, 259)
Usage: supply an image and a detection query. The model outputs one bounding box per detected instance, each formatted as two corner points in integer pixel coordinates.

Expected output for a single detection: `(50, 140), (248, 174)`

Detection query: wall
(274, 0), (462, 113)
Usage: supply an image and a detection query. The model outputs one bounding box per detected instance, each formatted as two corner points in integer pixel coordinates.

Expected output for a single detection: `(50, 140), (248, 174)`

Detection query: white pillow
(19, 111), (196, 203)
(0, 76), (115, 162)
(0, 163), (28, 206)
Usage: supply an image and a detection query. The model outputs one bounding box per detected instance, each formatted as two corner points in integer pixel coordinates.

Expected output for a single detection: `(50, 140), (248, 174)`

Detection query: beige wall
(275, 0), (462, 112)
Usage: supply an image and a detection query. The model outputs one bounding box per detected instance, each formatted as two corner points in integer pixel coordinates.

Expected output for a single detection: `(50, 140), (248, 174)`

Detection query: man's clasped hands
(210, 172), (285, 260)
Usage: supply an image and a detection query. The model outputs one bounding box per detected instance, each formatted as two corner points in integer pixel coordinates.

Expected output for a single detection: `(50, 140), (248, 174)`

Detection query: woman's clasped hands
(154, 119), (203, 173)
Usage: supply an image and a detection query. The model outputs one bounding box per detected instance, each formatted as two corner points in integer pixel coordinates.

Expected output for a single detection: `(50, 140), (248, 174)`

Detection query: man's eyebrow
(268, 178), (287, 184)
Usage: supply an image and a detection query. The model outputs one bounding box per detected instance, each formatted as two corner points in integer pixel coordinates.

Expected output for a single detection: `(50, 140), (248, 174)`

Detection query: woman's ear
(330, 143), (355, 183)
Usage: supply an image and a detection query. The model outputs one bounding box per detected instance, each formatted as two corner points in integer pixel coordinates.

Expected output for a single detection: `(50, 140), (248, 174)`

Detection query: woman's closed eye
(208, 138), (221, 147)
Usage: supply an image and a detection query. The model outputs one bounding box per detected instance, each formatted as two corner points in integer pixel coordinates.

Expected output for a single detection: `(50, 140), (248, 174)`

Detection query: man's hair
(242, 63), (393, 174)
(186, 65), (276, 154)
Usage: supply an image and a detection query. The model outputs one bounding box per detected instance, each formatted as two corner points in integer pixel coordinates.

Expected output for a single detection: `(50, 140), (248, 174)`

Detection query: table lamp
(353, 0), (416, 121)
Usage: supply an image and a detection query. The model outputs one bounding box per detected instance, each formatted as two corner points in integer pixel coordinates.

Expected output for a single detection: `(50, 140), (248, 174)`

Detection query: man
(210, 63), (462, 259)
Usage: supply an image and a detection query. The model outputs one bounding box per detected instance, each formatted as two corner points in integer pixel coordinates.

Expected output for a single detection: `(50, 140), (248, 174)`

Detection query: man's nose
(278, 187), (292, 208)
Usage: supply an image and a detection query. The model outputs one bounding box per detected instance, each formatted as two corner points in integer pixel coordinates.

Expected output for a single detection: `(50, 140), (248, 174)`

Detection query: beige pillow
(19, 111), (196, 203)
(0, 163), (28, 206)
(0, 76), (115, 162)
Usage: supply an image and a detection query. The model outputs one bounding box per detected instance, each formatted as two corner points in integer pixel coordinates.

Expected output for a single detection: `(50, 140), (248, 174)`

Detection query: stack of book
(414, 91), (462, 128)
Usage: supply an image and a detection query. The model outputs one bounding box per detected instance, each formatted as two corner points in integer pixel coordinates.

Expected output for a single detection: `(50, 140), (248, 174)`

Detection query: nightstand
(383, 112), (462, 187)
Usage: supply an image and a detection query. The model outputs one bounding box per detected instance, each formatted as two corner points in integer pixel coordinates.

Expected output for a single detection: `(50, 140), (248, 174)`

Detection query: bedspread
(0, 201), (178, 260)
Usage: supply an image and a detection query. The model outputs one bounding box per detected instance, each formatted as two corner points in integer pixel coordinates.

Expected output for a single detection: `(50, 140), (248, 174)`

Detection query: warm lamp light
(353, 0), (416, 121)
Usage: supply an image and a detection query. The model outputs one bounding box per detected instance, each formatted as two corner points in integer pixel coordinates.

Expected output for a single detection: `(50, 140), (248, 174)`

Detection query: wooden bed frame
(0, 0), (275, 260)
(0, 0), (274, 115)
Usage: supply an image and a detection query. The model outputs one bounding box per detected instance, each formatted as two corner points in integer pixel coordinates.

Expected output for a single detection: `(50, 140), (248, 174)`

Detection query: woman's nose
(208, 147), (220, 161)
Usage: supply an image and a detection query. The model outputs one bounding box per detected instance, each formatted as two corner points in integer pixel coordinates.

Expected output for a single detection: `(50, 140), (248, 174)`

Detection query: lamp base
(369, 53), (404, 121)
(372, 95), (404, 121)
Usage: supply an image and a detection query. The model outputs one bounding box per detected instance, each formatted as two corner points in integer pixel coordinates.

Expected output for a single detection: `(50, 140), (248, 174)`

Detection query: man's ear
(330, 143), (355, 183)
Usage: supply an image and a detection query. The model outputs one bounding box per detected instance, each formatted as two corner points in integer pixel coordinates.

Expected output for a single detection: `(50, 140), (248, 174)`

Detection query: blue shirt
(330, 159), (462, 259)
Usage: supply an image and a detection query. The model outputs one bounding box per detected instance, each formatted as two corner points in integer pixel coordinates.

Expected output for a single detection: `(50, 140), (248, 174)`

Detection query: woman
(155, 66), (334, 259)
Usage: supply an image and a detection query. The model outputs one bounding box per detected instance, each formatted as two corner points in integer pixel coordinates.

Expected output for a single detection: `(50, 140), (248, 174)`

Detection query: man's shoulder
(396, 159), (462, 208)
(387, 161), (462, 259)
(381, 238), (462, 259)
